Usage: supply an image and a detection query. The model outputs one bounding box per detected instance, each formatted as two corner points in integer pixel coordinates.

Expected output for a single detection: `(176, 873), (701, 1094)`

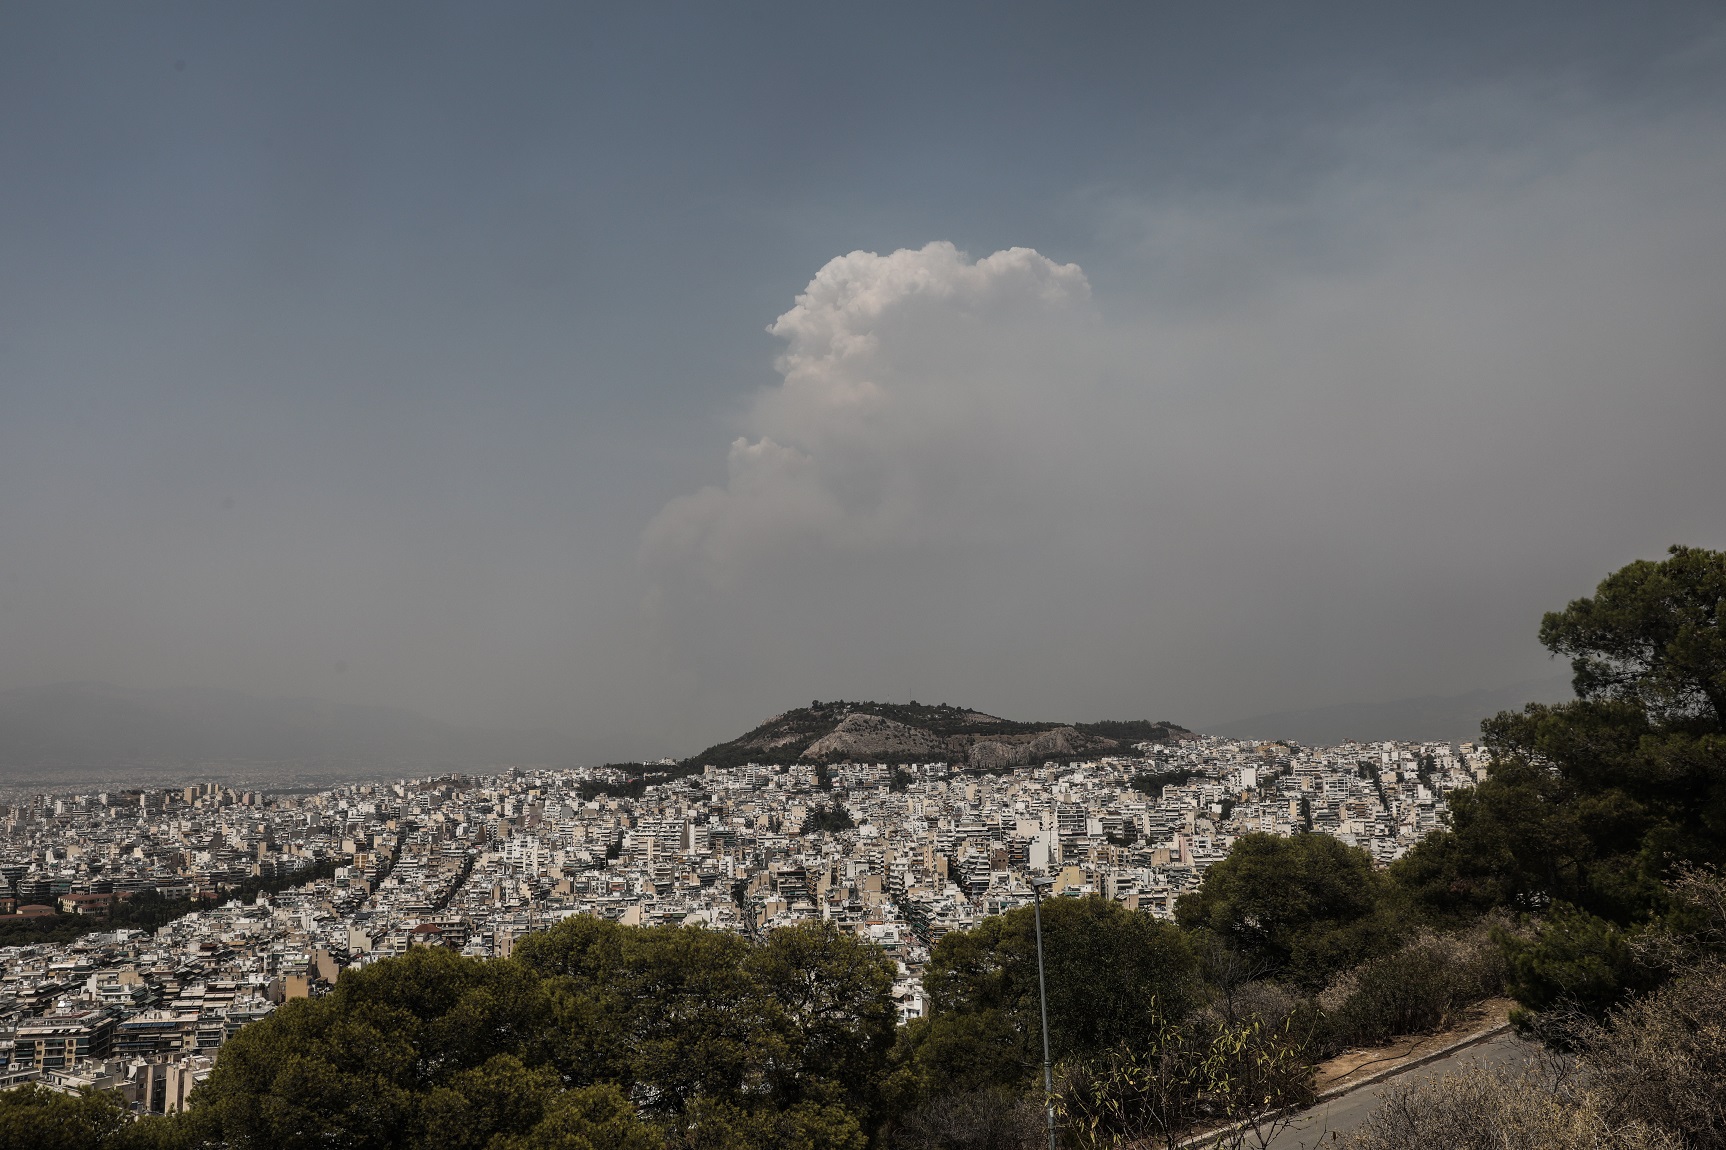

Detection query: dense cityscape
(0, 731), (1487, 1116)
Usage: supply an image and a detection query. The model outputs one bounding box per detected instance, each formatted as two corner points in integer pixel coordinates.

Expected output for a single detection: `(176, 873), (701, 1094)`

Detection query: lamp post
(1030, 873), (1057, 1150)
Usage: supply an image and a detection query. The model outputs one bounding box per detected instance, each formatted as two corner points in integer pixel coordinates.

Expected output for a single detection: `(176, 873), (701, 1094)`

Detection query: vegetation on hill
(1129, 767), (1198, 797)
(1347, 867), (1726, 1150)
(0, 861), (342, 948)
(678, 699), (1187, 773)
(1070, 719), (1189, 748)
(802, 804), (856, 835)
(1049, 544), (1726, 1144)
(0, 890), (207, 948)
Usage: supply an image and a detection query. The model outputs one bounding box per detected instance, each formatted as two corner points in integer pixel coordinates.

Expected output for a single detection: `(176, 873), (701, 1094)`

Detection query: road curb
(1314, 1020), (1514, 1102)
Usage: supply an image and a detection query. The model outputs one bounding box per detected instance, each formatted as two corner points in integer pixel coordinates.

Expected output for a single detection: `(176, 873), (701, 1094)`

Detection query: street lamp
(1030, 873), (1057, 1150)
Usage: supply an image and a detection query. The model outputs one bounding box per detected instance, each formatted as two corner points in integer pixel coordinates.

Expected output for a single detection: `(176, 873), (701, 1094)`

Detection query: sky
(2, 2), (1724, 760)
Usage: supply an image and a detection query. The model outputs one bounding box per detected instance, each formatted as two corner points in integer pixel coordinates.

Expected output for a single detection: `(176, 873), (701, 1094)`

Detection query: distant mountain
(0, 682), (581, 778)
(1204, 675), (1574, 746)
(679, 700), (1188, 773)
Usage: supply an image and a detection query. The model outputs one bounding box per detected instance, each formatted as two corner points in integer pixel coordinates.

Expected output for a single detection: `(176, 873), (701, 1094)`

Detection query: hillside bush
(1351, 869), (1726, 1150)
(1576, 957), (1726, 1147)
(887, 1088), (1044, 1150)
(1349, 960), (1726, 1150)
(1054, 1011), (1315, 1150)
(1321, 924), (1507, 1050)
(1346, 1064), (1680, 1150)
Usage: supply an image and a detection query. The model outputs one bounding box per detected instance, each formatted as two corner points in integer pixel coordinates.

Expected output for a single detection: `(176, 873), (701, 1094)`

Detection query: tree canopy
(1393, 545), (1726, 1011)
(0, 1085), (135, 1150)
(1541, 544), (1726, 727)
(174, 917), (894, 1150)
(896, 896), (1196, 1104)
(1176, 832), (1405, 990)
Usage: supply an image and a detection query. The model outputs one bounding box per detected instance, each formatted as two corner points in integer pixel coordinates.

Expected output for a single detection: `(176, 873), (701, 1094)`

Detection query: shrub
(1573, 957), (1726, 1148)
(1346, 1065), (1680, 1150)
(1055, 1012), (1315, 1150)
(888, 1088), (1045, 1150)
(1322, 925), (1507, 1050)
(1349, 943), (1726, 1149)
(1501, 902), (1654, 1018)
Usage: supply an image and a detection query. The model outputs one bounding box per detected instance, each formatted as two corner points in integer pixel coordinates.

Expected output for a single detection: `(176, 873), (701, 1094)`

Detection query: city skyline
(0, 727), (1480, 1109)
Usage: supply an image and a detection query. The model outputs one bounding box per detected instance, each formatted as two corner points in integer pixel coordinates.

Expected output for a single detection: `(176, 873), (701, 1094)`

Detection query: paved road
(1256, 1032), (1534, 1149)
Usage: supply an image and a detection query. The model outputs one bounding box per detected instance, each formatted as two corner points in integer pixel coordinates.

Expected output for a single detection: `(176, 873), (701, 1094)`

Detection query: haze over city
(4, 3), (1724, 763)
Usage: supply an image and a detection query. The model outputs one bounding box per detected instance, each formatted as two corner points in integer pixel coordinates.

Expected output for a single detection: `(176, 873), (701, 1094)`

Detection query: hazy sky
(3, 3), (1724, 759)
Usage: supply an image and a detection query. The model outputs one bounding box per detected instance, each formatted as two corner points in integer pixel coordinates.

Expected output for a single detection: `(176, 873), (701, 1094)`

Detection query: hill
(0, 682), (581, 780)
(679, 700), (1187, 772)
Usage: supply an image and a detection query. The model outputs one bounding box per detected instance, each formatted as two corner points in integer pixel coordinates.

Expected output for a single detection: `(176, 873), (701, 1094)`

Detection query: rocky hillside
(679, 701), (1187, 772)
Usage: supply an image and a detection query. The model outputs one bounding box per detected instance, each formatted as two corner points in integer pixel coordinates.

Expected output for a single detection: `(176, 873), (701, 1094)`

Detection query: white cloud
(642, 242), (1092, 586)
